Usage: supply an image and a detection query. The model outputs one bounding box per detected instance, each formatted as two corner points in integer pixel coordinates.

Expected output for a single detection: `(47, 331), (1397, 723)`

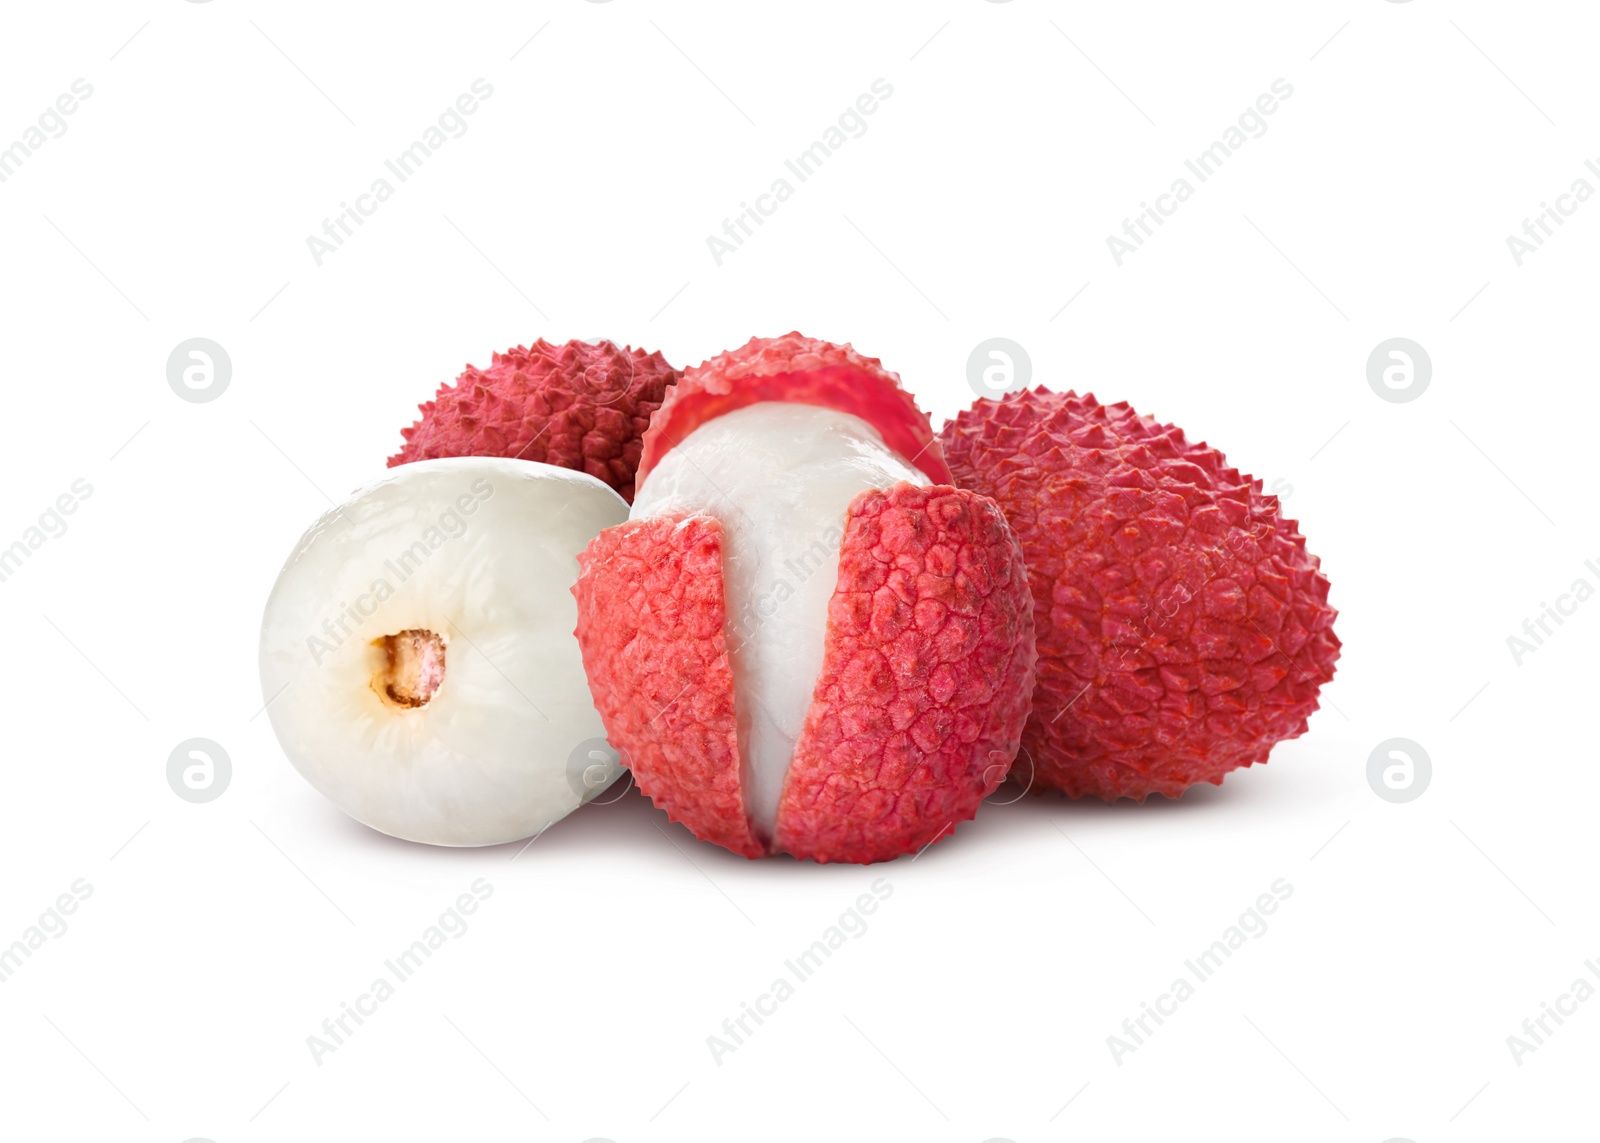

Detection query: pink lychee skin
(938, 387), (1340, 801)
(572, 335), (1036, 864)
(573, 514), (762, 858)
(637, 332), (952, 487)
(389, 338), (681, 503)
(773, 483), (1036, 863)
(574, 485), (1035, 864)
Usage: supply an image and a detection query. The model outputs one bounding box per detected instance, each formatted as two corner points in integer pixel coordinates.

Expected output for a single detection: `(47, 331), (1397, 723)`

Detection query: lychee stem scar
(373, 629), (446, 710)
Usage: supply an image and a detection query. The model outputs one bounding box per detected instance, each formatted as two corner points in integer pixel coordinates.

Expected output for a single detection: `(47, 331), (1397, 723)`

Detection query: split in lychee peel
(575, 485), (1035, 863)
(938, 387), (1340, 801)
(574, 334), (1035, 863)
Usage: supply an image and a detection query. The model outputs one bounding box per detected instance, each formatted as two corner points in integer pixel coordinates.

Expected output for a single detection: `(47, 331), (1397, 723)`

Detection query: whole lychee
(938, 388), (1339, 800)
(389, 338), (681, 502)
(574, 334), (1037, 863)
(259, 457), (629, 845)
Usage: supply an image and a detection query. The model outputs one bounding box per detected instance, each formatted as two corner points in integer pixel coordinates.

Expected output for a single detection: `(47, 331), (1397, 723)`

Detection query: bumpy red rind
(777, 483), (1037, 863)
(637, 333), (952, 487)
(389, 338), (680, 503)
(938, 388), (1340, 801)
(573, 515), (763, 858)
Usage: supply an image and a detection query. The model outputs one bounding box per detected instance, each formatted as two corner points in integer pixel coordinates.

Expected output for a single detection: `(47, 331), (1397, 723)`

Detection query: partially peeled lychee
(389, 338), (681, 502)
(259, 457), (629, 845)
(938, 388), (1340, 800)
(573, 334), (1036, 863)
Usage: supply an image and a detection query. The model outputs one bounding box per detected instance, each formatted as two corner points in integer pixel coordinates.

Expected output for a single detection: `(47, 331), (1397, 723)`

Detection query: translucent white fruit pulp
(631, 403), (930, 843)
(259, 457), (628, 846)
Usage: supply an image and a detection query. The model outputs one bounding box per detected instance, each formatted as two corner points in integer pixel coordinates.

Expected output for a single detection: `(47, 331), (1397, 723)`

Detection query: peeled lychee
(259, 457), (629, 845)
(389, 338), (681, 502)
(573, 334), (1036, 863)
(938, 388), (1340, 800)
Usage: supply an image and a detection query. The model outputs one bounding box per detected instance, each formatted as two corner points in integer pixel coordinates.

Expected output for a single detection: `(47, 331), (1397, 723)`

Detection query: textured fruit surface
(259, 458), (628, 846)
(637, 332), (951, 486)
(576, 324), (1036, 858)
(938, 388), (1339, 800)
(631, 402), (930, 841)
(389, 338), (680, 502)
(775, 483), (1036, 862)
(575, 334), (1036, 862)
(573, 514), (763, 859)
(575, 483), (1035, 863)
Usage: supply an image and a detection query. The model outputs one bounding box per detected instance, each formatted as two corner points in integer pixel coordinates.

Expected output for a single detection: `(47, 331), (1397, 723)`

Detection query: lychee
(388, 338), (681, 502)
(259, 457), (629, 846)
(938, 388), (1340, 800)
(573, 334), (1036, 863)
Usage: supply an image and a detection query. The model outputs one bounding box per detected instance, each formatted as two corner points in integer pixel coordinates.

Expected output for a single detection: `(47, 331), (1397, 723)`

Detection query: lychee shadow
(321, 777), (672, 862)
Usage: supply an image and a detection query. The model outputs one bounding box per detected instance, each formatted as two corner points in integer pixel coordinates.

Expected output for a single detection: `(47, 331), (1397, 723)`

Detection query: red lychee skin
(574, 484), (1035, 864)
(775, 483), (1036, 863)
(573, 515), (763, 858)
(938, 388), (1340, 801)
(389, 338), (681, 503)
(637, 333), (952, 486)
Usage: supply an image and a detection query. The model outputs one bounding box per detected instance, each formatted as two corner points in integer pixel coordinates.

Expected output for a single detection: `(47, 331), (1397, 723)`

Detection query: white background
(0, 2), (1595, 1140)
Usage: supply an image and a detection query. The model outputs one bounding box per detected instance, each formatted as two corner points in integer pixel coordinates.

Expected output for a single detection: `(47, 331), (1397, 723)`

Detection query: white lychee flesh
(259, 457), (628, 846)
(630, 403), (930, 842)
